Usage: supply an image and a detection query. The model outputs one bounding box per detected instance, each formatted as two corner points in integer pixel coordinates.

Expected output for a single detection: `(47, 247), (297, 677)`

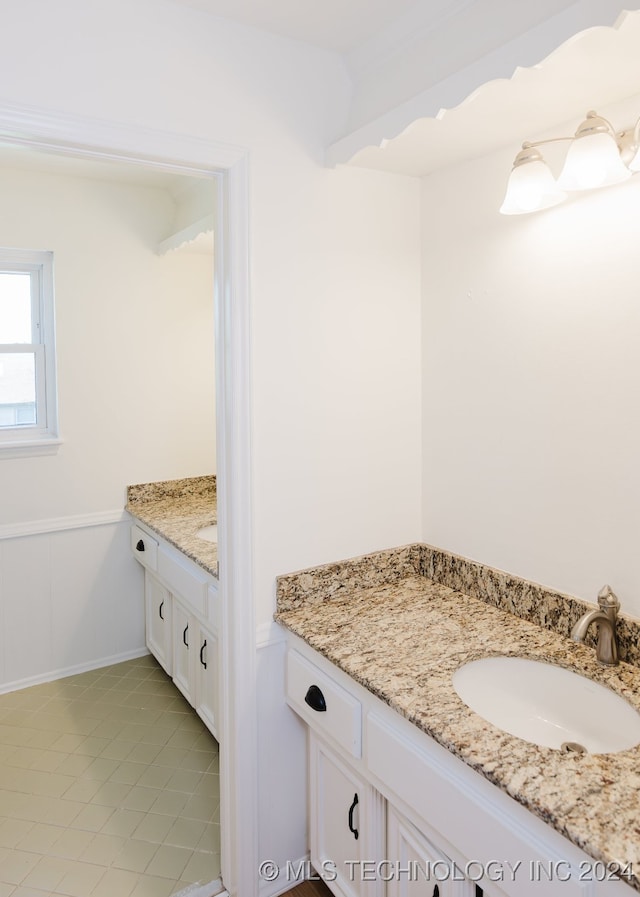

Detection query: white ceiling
(169, 0), (640, 180)
(3, 4), (639, 189)
(169, 0), (429, 52)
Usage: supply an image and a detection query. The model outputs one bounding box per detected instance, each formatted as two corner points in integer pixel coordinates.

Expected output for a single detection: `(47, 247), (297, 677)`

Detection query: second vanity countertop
(275, 544), (640, 890)
(126, 475), (218, 578)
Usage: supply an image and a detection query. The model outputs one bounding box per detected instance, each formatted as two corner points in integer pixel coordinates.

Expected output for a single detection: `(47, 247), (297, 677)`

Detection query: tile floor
(0, 655), (221, 897)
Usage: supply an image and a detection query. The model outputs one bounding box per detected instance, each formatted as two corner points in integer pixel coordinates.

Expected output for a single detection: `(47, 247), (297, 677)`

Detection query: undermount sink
(196, 524), (218, 543)
(452, 656), (640, 754)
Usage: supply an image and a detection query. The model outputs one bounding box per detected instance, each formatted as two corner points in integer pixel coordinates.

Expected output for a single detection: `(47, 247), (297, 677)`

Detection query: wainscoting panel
(0, 513), (146, 693)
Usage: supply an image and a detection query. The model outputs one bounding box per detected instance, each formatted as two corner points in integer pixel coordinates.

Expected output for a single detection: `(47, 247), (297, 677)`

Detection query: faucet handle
(597, 584), (620, 613)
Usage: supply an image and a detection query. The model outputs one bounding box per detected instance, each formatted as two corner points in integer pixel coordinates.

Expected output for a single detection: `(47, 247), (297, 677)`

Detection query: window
(0, 248), (59, 456)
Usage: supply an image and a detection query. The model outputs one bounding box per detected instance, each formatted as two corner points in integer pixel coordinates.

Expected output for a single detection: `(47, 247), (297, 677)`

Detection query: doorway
(0, 104), (256, 897)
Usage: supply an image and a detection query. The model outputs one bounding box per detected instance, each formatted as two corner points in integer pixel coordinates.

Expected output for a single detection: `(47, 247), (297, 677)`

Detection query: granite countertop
(125, 475), (218, 578)
(275, 544), (640, 890)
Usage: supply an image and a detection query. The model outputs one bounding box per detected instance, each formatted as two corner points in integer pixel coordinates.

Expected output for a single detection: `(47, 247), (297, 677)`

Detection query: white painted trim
(0, 647), (149, 696)
(329, 0), (631, 169)
(256, 620), (287, 650)
(0, 436), (62, 459)
(0, 98), (246, 173)
(0, 101), (256, 897)
(0, 509), (127, 540)
(215, 152), (258, 897)
(157, 213), (215, 255)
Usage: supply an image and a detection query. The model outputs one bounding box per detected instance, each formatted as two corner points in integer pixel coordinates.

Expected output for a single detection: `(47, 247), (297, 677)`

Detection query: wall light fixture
(500, 110), (639, 215)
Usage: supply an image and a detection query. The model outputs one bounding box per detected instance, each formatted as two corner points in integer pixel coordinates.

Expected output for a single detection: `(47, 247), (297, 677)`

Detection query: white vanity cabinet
(131, 522), (220, 740)
(194, 622), (219, 736)
(172, 598), (192, 701)
(145, 571), (173, 676)
(131, 524), (173, 676)
(386, 806), (479, 897)
(172, 598), (219, 738)
(186, 611), (219, 738)
(310, 734), (385, 897)
(286, 638), (634, 897)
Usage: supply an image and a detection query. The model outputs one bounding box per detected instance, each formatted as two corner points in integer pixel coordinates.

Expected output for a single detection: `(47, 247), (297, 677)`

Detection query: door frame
(0, 101), (257, 897)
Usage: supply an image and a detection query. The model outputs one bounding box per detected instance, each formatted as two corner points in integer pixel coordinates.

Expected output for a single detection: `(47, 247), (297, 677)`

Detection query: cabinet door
(310, 735), (384, 897)
(387, 806), (477, 897)
(195, 624), (219, 740)
(172, 600), (194, 704)
(145, 572), (172, 675)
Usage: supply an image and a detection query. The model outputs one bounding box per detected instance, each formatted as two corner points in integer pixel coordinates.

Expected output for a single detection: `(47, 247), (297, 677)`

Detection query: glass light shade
(557, 131), (631, 191)
(628, 143), (640, 173)
(500, 159), (566, 215)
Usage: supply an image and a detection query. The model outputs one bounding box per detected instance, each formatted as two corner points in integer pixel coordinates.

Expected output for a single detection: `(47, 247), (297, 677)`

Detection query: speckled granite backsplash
(276, 543), (640, 668)
(276, 544), (421, 610)
(127, 475), (216, 505)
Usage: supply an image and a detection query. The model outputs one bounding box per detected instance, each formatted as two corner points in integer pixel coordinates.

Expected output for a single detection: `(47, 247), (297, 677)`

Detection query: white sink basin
(196, 524), (218, 543)
(452, 656), (640, 754)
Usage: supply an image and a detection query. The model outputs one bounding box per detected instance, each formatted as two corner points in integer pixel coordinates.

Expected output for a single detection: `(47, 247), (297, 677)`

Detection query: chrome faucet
(571, 585), (620, 666)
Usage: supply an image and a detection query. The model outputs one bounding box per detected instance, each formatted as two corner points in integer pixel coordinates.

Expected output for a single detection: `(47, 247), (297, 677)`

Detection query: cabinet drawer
(287, 649), (362, 758)
(131, 524), (158, 571)
(367, 713), (591, 897)
(158, 546), (209, 616)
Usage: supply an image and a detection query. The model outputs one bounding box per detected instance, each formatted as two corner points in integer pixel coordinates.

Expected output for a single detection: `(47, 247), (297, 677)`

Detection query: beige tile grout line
(172, 878), (227, 896)
(0, 655), (221, 897)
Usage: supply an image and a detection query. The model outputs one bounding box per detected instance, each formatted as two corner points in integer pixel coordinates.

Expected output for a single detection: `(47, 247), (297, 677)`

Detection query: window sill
(0, 436), (62, 459)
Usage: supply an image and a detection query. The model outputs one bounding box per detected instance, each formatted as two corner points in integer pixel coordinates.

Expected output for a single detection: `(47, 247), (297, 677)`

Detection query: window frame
(0, 248), (60, 457)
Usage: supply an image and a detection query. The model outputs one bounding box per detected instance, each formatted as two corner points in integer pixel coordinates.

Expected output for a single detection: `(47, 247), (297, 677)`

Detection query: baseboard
(258, 854), (314, 897)
(0, 647), (150, 695)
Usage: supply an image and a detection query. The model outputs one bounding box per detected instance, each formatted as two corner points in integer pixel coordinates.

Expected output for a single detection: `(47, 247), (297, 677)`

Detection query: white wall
(0, 522), (145, 691)
(0, 0), (423, 881)
(0, 0), (423, 600)
(252, 163), (422, 623)
(421, 94), (640, 618)
(0, 162), (215, 691)
(0, 164), (216, 522)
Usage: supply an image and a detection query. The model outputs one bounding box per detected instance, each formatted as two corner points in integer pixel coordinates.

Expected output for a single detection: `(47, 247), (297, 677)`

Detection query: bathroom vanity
(126, 476), (221, 740)
(275, 544), (640, 897)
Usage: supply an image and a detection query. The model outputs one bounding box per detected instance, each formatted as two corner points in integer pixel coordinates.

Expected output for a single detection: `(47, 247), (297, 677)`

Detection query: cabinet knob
(304, 684), (327, 712)
(183, 625), (189, 648)
(200, 639), (208, 669)
(136, 539), (145, 552)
